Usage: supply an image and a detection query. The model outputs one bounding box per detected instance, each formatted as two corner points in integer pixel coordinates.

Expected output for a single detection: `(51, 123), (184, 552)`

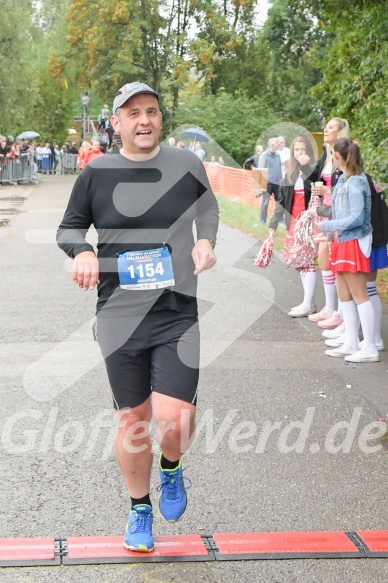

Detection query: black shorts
(93, 310), (200, 410)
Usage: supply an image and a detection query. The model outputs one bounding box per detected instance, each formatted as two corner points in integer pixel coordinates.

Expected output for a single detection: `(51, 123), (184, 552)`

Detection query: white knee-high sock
(322, 270), (337, 314)
(341, 299), (360, 350)
(367, 282), (383, 343)
(301, 270), (317, 308)
(357, 300), (377, 352)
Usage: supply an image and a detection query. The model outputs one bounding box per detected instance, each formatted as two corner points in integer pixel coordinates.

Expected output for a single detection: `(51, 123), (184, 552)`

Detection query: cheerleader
(299, 118), (351, 329)
(269, 136), (317, 317)
(316, 138), (379, 363)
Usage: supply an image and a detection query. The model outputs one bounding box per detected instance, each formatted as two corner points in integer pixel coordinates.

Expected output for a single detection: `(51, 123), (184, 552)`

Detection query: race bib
(117, 247), (175, 290)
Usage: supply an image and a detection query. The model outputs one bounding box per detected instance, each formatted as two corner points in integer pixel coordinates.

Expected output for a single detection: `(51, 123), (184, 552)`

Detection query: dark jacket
(269, 169), (313, 230)
(300, 147), (342, 217)
(243, 154), (260, 168)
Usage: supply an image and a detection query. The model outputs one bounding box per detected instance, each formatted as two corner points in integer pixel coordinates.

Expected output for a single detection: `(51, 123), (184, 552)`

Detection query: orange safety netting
(204, 163), (276, 215)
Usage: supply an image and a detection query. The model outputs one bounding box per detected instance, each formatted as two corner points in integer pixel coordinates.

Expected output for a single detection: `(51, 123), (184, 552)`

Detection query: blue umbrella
(182, 127), (211, 143)
(16, 131), (40, 140)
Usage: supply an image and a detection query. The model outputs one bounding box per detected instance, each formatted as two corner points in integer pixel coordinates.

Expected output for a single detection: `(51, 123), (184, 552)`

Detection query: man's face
(269, 140), (279, 153)
(111, 94), (162, 154)
(277, 137), (285, 150)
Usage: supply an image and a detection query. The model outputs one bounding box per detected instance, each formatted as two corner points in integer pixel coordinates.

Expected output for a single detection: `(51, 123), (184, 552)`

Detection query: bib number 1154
(117, 247), (175, 290)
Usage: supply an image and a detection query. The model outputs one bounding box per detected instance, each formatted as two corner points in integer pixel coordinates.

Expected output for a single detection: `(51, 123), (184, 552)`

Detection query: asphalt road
(0, 175), (387, 582)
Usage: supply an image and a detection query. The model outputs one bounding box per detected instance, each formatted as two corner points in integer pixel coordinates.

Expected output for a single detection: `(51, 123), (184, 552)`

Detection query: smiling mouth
(137, 131), (151, 136)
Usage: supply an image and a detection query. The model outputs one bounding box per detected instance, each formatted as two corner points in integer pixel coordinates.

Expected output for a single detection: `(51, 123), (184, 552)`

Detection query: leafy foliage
(293, 0), (388, 182)
(172, 89), (279, 164)
(1, 0), (387, 181)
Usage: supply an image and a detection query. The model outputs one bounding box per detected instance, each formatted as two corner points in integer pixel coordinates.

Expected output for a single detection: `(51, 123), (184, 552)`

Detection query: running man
(57, 82), (219, 552)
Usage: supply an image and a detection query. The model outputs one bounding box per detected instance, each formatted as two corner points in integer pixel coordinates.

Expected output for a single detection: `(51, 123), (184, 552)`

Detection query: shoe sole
(325, 350), (357, 358)
(288, 312), (314, 318)
(345, 356), (380, 363)
(123, 542), (155, 552)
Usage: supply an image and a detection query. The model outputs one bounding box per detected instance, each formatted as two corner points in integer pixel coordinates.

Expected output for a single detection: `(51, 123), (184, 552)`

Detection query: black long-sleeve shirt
(57, 147), (219, 317)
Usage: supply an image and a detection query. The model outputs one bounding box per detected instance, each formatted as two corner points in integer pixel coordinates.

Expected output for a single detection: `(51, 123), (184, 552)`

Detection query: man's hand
(72, 251), (99, 290)
(192, 239), (217, 275)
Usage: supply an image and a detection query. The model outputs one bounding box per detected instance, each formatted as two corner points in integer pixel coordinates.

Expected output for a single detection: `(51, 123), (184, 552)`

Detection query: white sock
(357, 300), (377, 352)
(301, 270), (317, 308)
(341, 300), (360, 350)
(367, 282), (383, 343)
(322, 270), (337, 314)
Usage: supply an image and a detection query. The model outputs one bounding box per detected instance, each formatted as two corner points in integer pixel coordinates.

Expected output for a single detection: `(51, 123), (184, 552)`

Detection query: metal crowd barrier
(0, 157), (37, 185)
(59, 153), (78, 175)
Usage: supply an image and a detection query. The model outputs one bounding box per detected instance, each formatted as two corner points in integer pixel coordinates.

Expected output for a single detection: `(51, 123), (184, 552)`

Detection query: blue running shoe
(123, 504), (154, 552)
(157, 456), (191, 522)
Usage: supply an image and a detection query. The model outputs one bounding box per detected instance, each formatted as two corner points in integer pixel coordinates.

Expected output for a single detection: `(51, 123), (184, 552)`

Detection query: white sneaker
(344, 346), (380, 363)
(325, 344), (358, 358)
(358, 339), (384, 352)
(322, 322), (346, 339)
(288, 304), (316, 318)
(325, 334), (347, 348)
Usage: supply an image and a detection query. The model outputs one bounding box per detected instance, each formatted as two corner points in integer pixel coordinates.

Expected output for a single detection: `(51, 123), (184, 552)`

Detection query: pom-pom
(253, 233), (274, 268)
(283, 196), (321, 271)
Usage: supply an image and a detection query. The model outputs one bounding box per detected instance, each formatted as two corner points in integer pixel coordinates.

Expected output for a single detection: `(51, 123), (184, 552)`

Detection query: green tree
(259, 0), (328, 128)
(0, 0), (36, 135)
(172, 89), (279, 164)
(61, 0), (258, 110)
(306, 0), (388, 181)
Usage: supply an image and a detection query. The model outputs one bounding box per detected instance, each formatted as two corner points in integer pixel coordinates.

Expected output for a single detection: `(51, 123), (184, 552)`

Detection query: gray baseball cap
(113, 82), (159, 113)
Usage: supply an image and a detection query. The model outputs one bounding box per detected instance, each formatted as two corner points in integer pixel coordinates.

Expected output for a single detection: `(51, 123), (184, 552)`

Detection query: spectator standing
(77, 141), (92, 170)
(106, 122), (115, 148)
(68, 142), (79, 174)
(19, 139), (31, 176)
(0, 139), (10, 182)
(258, 138), (282, 225)
(41, 143), (51, 174)
(50, 143), (60, 174)
(99, 130), (109, 152)
(243, 144), (264, 169)
(83, 139), (104, 166)
(194, 141), (206, 161)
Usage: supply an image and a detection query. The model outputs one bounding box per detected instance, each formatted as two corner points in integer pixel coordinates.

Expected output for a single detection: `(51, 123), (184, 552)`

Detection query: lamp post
(81, 92), (90, 141)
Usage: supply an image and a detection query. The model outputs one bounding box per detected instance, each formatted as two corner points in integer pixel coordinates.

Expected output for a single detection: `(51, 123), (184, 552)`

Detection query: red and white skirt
(329, 238), (370, 273)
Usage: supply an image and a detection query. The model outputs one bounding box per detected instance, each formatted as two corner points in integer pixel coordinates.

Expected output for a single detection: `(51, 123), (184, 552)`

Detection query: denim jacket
(320, 172), (371, 242)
